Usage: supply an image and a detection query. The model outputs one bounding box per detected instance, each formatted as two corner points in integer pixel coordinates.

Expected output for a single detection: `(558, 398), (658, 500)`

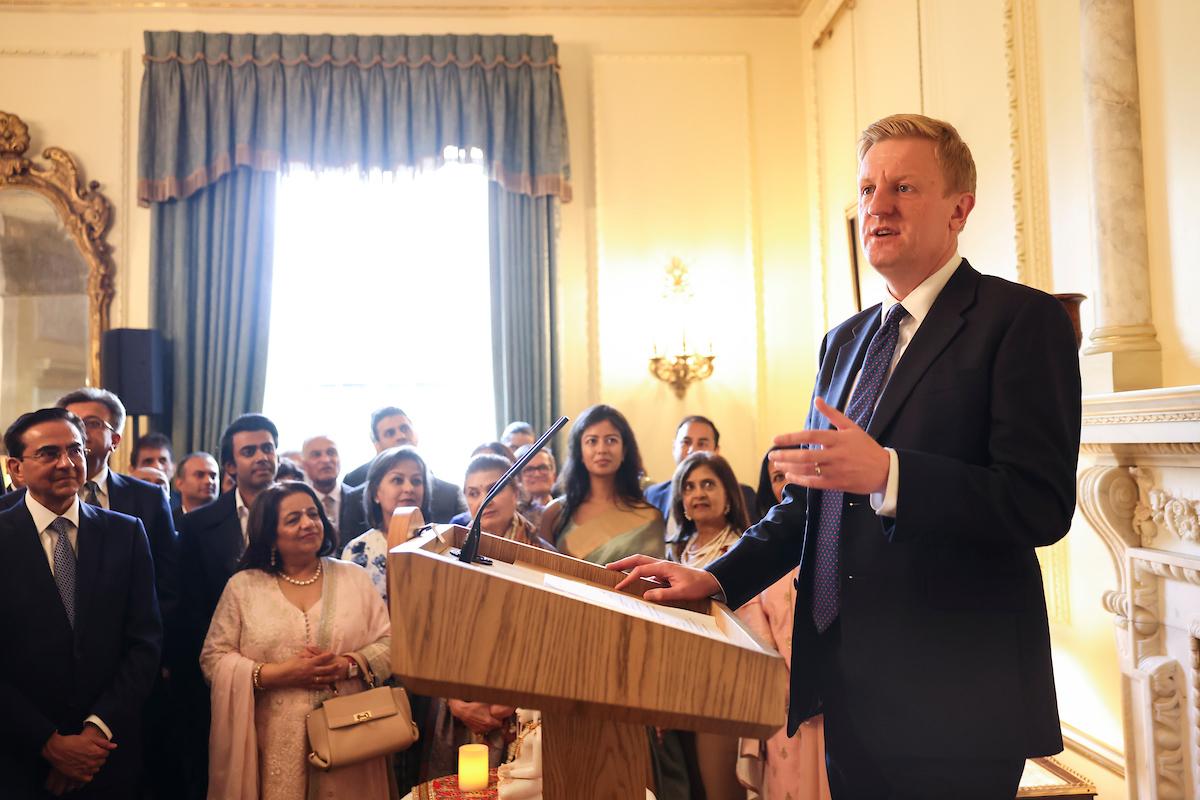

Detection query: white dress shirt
(862, 252), (963, 517)
(235, 489), (251, 545)
(24, 492), (113, 740)
(315, 483), (343, 528)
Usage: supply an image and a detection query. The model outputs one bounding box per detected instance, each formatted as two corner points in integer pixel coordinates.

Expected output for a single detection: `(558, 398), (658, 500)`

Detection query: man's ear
(109, 431), (122, 451)
(949, 192), (976, 232)
(5, 457), (22, 486)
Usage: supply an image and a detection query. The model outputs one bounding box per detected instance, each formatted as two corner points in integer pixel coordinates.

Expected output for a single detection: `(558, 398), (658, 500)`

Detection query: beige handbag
(306, 653), (419, 770)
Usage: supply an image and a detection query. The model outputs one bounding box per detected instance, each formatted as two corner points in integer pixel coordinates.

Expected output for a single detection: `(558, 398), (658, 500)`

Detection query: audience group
(1, 389), (826, 800)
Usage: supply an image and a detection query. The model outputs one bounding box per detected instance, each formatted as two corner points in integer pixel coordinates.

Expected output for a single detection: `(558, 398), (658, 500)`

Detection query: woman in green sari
(538, 404), (664, 562)
(537, 405), (689, 800)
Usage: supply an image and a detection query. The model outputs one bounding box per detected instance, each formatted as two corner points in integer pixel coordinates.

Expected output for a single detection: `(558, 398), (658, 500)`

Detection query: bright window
(263, 161), (494, 483)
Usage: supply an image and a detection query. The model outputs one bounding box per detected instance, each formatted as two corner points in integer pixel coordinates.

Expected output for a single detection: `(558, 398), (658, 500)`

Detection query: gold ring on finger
(814, 463), (822, 477)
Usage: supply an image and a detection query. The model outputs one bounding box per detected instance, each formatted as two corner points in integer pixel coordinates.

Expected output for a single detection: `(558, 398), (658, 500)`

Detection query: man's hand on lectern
(607, 555), (721, 602)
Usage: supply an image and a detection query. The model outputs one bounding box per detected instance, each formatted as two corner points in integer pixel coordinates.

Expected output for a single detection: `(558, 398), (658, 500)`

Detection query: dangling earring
(724, 504), (730, 515)
(270, 547), (278, 568)
(683, 510), (691, 521)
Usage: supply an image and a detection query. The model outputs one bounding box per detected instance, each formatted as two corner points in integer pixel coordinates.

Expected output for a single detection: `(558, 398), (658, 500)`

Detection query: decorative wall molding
(1081, 442), (1200, 457)
(1132, 467), (1200, 547)
(1189, 618), (1200, 800)
(1077, 465), (1139, 605)
(1087, 411), (1200, 427)
(1083, 387), (1200, 431)
(1, 0), (813, 13)
(1039, 538), (1070, 625)
(1143, 655), (1186, 799)
(1002, 0), (1052, 291)
(1061, 721), (1127, 777)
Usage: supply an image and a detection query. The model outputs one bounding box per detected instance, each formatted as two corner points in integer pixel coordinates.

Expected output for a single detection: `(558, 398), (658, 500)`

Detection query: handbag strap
(347, 651), (376, 688)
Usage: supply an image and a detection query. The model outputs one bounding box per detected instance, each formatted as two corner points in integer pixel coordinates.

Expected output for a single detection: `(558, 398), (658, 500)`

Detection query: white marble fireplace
(1078, 386), (1200, 799)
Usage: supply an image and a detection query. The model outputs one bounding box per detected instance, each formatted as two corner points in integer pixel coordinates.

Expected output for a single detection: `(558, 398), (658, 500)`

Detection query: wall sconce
(650, 346), (715, 398)
(649, 257), (714, 398)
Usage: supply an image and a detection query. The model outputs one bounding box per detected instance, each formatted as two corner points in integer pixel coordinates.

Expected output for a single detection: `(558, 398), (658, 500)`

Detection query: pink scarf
(207, 653), (259, 800)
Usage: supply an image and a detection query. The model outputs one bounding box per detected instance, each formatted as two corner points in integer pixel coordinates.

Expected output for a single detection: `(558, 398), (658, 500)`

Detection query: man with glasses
(0, 389), (179, 619)
(0, 407), (161, 797)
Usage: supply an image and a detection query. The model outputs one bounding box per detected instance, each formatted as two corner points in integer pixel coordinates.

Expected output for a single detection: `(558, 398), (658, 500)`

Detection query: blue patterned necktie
(811, 303), (909, 633)
(49, 516), (77, 627)
(82, 481), (100, 507)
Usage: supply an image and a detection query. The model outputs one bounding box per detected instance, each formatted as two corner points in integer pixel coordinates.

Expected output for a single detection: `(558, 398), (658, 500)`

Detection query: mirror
(0, 110), (114, 429)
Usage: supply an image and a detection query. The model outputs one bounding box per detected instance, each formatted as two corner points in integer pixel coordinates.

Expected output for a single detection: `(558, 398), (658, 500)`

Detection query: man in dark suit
(1, 389), (180, 620)
(614, 114), (1081, 799)
(300, 434), (366, 547)
(643, 415), (759, 529)
(0, 408), (161, 798)
(343, 406), (467, 523)
(174, 413), (278, 798)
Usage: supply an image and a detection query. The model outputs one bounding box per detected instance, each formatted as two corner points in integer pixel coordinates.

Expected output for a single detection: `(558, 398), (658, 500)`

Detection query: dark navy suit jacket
(0, 501), (162, 797)
(0, 472), (179, 634)
(708, 261), (1081, 761)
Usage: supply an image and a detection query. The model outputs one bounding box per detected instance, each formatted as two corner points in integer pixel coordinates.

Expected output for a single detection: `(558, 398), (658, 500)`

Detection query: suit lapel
(824, 309), (881, 425)
(7, 505), (72, 627)
(866, 262), (979, 439)
(107, 472), (127, 512)
(74, 503), (105, 636)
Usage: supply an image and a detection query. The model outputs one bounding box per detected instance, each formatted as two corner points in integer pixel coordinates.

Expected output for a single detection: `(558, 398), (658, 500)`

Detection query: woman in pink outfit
(202, 481), (395, 800)
(734, 457), (831, 800)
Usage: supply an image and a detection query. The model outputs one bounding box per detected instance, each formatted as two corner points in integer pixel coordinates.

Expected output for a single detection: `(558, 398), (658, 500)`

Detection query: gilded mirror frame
(0, 109), (115, 384)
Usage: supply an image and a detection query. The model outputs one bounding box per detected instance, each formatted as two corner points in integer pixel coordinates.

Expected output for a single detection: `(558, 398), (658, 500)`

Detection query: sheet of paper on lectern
(542, 574), (725, 641)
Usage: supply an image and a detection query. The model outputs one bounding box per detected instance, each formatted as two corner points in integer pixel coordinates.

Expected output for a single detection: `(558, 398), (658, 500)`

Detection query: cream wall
(0, 9), (813, 485)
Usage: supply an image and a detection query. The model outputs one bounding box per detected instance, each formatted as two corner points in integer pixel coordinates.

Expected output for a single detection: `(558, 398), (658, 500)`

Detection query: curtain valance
(137, 31), (571, 205)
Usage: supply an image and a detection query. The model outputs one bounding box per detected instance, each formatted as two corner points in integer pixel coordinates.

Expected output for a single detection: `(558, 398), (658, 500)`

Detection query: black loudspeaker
(101, 328), (166, 416)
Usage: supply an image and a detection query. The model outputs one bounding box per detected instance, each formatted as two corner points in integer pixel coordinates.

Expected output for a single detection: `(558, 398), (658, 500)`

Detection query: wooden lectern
(387, 523), (788, 800)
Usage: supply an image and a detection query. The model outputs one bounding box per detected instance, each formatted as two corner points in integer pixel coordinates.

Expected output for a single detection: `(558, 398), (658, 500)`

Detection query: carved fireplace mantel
(1077, 386), (1200, 800)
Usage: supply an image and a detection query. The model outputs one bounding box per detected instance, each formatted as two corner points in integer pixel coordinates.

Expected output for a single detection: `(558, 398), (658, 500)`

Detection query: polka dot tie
(811, 303), (909, 633)
(49, 516), (77, 628)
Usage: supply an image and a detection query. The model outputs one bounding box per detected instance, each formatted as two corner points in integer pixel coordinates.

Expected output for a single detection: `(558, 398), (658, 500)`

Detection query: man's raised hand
(769, 397), (890, 496)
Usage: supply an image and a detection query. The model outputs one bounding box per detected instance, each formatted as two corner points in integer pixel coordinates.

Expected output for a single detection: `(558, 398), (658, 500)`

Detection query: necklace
(278, 559), (323, 586)
(684, 525), (738, 568)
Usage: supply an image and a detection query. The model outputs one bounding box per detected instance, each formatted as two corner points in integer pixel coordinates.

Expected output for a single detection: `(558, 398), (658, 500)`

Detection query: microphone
(455, 416), (569, 565)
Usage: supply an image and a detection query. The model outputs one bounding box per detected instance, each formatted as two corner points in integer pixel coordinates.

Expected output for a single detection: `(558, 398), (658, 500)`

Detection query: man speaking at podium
(612, 114), (1081, 799)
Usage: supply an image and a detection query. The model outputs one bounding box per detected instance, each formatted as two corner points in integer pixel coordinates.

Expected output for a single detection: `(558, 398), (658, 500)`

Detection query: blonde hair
(857, 114), (977, 195)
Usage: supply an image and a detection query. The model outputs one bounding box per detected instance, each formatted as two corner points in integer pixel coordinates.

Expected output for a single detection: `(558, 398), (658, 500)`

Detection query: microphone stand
(455, 415), (569, 565)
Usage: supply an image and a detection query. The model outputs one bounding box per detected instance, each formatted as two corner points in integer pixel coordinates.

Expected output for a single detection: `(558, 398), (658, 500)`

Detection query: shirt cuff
(869, 447), (899, 518)
(84, 715), (113, 740)
(707, 572), (729, 604)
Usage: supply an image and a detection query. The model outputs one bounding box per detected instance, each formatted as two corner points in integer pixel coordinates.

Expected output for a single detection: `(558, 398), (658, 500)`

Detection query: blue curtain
(489, 183), (559, 437)
(138, 32), (571, 205)
(140, 31), (569, 450)
(150, 168), (276, 455)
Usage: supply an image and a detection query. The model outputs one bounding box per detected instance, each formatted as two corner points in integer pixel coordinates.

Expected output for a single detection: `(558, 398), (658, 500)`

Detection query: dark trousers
(815, 620), (1026, 800)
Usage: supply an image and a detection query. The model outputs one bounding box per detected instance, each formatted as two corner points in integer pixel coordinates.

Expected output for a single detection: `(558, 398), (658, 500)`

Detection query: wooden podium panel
(387, 524), (788, 741)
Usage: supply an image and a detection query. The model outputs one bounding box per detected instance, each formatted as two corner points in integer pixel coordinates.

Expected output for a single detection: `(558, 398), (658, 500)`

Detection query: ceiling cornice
(2, 0), (811, 16)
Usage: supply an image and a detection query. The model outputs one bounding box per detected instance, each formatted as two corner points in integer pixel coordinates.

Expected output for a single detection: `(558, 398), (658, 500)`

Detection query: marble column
(1078, 0), (1162, 393)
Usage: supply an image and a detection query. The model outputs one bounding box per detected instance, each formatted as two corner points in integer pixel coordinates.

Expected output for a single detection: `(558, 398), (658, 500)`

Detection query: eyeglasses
(522, 465), (552, 474)
(81, 416), (115, 432)
(19, 444), (89, 464)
